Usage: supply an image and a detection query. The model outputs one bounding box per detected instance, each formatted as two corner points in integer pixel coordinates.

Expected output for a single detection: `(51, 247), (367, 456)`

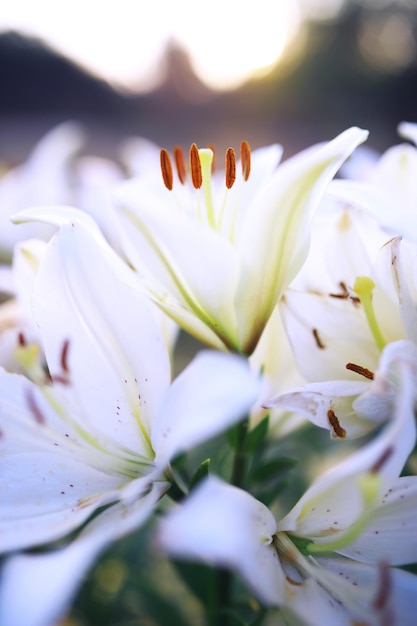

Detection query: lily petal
(0, 482), (164, 626)
(236, 127), (368, 353)
(337, 475), (417, 565)
(152, 351), (260, 466)
(157, 476), (284, 606)
(33, 219), (171, 455)
(117, 190), (241, 351)
(318, 556), (417, 626)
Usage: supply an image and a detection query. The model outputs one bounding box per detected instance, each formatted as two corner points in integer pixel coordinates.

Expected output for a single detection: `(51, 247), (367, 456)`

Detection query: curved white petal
(281, 576), (352, 626)
(13, 204), (102, 234)
(0, 122), (84, 258)
(0, 483), (164, 626)
(157, 476), (284, 606)
(152, 351), (260, 466)
(0, 370), (136, 551)
(117, 191), (241, 351)
(319, 556), (417, 626)
(236, 127), (368, 353)
(266, 380), (372, 439)
(33, 219), (171, 455)
(338, 476), (417, 565)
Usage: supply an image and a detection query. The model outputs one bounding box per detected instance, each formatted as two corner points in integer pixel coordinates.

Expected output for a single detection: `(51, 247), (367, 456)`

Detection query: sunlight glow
(0, 0), (301, 92)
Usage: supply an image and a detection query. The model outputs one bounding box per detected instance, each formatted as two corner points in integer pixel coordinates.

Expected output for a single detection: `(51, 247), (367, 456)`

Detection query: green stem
(211, 417), (250, 626)
(231, 416), (249, 488)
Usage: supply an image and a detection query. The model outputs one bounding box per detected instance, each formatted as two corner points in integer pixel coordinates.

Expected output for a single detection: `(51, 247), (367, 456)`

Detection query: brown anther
(312, 328), (325, 349)
(329, 281), (360, 305)
(60, 339), (70, 374)
(26, 387), (46, 425)
(373, 562), (391, 611)
(327, 409), (346, 438)
(240, 140), (251, 181)
(207, 144), (216, 172)
(160, 149), (173, 190)
(189, 143), (202, 189)
(371, 447), (394, 474)
(346, 362), (374, 380)
(173, 146), (187, 185)
(225, 147), (236, 189)
(17, 331), (26, 347)
(329, 281), (349, 299)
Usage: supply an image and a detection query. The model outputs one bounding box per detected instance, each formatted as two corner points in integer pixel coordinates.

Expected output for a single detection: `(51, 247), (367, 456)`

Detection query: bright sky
(0, 0), (306, 92)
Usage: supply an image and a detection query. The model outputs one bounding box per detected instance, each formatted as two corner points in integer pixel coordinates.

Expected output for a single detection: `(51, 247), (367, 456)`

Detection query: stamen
(207, 144), (216, 172)
(312, 328), (325, 349)
(26, 387), (46, 425)
(60, 339), (70, 374)
(329, 281), (360, 305)
(189, 143), (202, 189)
(225, 147), (236, 189)
(346, 362), (374, 380)
(17, 331), (26, 347)
(240, 140), (251, 181)
(354, 277), (386, 351)
(371, 447), (394, 474)
(160, 149), (173, 190)
(373, 562), (391, 612)
(327, 409), (346, 438)
(329, 281), (349, 299)
(173, 146), (187, 184)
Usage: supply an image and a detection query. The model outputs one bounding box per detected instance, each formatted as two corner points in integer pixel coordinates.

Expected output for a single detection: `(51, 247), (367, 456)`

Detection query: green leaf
(250, 457), (297, 483)
(172, 560), (218, 605)
(137, 580), (192, 626)
(189, 458), (211, 491)
(243, 415), (269, 454)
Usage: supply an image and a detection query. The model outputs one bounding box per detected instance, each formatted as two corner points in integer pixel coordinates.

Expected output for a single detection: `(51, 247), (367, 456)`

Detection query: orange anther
(225, 147), (236, 189)
(240, 140), (251, 181)
(160, 148), (173, 190)
(173, 146), (187, 184)
(189, 143), (202, 189)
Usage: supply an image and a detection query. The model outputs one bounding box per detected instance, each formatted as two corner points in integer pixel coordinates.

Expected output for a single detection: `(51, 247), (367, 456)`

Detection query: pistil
(354, 276), (386, 351)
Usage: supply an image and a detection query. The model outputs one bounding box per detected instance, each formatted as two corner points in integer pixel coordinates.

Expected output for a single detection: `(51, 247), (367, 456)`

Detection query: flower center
(159, 141), (251, 239)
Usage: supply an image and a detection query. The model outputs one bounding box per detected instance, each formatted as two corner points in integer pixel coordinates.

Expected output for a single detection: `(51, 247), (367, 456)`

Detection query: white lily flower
(158, 346), (417, 624)
(0, 217), (260, 626)
(272, 230), (417, 437)
(0, 122), (84, 261)
(266, 337), (417, 440)
(327, 121), (417, 246)
(114, 128), (368, 354)
(0, 239), (47, 371)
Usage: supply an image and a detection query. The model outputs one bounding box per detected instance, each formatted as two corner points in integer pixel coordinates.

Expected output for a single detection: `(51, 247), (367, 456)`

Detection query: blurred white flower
(0, 121), (84, 260)
(328, 121), (417, 246)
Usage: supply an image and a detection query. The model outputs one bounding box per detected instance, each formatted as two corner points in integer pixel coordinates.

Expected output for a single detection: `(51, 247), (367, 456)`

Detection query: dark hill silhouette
(1, 3), (417, 160)
(0, 31), (132, 117)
